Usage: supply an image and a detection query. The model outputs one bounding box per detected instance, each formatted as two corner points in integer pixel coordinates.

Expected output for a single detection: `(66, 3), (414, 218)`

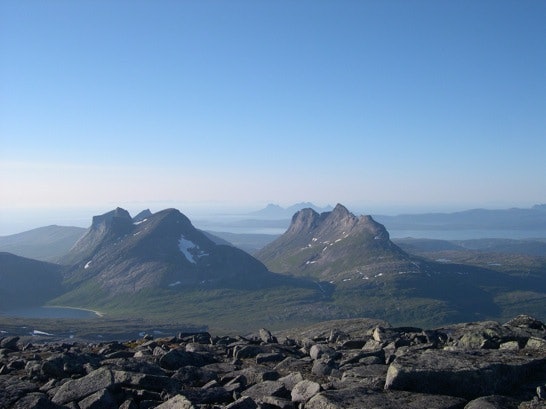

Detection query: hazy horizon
(1, 1), (545, 233)
(1, 200), (545, 237)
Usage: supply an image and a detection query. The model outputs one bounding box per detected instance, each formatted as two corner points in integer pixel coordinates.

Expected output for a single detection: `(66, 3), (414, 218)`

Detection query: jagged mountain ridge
(256, 204), (415, 282)
(61, 207), (273, 295)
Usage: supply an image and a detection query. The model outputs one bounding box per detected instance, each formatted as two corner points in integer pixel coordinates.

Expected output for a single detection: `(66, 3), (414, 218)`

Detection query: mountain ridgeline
(256, 204), (414, 283)
(60, 207), (273, 295)
(0, 204), (544, 331)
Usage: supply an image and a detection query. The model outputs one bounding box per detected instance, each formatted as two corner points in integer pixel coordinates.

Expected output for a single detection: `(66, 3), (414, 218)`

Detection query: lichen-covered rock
(385, 349), (546, 399)
(51, 367), (114, 405)
(306, 387), (467, 409)
(0, 316), (544, 408)
(291, 379), (321, 403)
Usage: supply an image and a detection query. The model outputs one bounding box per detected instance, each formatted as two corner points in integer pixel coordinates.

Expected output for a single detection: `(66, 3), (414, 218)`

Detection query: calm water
(388, 229), (546, 240)
(1, 306), (100, 319)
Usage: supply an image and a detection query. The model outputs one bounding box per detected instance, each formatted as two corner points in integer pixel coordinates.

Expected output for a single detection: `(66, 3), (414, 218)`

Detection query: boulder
(291, 379), (321, 403)
(225, 396), (258, 409)
(77, 388), (117, 409)
(51, 367), (115, 405)
(242, 380), (289, 401)
(259, 328), (278, 344)
(463, 395), (520, 409)
(0, 337), (20, 351)
(385, 349), (546, 399)
(12, 392), (65, 409)
(154, 394), (194, 409)
(159, 348), (214, 370)
(306, 387), (467, 409)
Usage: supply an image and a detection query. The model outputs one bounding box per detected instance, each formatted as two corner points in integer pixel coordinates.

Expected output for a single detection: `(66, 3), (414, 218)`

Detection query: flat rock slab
(306, 387), (466, 409)
(51, 367), (114, 405)
(385, 349), (546, 399)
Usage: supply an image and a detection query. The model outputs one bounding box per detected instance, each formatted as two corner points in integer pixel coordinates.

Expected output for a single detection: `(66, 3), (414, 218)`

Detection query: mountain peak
(256, 203), (410, 281)
(328, 203), (352, 220)
(91, 207), (132, 229)
(133, 209), (152, 223)
(286, 208), (320, 235)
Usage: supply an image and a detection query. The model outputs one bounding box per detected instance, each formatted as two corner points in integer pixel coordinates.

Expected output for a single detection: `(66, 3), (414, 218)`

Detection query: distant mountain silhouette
(0, 225), (85, 262)
(374, 204), (546, 231)
(248, 202), (333, 219)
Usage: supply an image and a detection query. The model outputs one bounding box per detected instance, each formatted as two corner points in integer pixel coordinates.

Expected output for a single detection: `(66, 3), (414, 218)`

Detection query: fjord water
(1, 306), (100, 319)
(388, 228), (546, 240)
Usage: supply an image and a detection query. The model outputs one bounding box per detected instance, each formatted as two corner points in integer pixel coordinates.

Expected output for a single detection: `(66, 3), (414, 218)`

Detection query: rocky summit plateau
(1, 315), (545, 409)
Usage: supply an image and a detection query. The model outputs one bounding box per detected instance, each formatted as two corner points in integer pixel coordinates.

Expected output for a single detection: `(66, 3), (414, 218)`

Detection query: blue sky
(1, 0), (545, 232)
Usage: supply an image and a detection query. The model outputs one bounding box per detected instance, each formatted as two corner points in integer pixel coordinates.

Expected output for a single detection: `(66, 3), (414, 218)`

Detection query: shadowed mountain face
(0, 252), (63, 308)
(256, 204), (415, 282)
(61, 208), (274, 295)
(59, 207), (134, 266)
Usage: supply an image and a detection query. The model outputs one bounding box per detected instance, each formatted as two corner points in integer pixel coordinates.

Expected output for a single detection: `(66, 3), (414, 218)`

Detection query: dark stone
(306, 387), (467, 409)
(51, 367), (115, 405)
(0, 337), (20, 351)
(0, 375), (38, 408)
(12, 392), (66, 409)
(256, 352), (285, 364)
(225, 396), (258, 409)
(464, 395), (520, 409)
(242, 380), (289, 401)
(385, 349), (546, 399)
(154, 394), (194, 408)
(159, 348), (214, 370)
(78, 388), (117, 409)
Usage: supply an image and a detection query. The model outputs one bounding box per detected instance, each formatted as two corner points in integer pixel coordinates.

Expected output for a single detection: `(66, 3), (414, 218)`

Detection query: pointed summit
(133, 209), (152, 223)
(256, 203), (412, 282)
(331, 203), (351, 217)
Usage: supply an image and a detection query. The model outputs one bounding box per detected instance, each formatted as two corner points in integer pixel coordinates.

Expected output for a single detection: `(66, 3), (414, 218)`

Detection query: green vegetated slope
(1, 205), (545, 333)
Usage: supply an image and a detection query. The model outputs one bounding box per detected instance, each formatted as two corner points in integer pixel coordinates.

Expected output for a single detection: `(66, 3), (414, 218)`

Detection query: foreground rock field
(1, 315), (545, 409)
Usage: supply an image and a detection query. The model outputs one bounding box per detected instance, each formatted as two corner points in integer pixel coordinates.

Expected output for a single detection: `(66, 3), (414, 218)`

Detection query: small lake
(1, 306), (101, 319)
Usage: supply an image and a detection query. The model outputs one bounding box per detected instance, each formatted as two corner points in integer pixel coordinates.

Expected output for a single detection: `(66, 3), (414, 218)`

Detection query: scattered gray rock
(0, 315), (544, 408)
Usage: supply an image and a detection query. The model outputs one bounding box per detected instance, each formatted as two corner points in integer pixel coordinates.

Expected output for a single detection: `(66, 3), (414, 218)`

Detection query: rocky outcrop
(256, 204), (413, 282)
(0, 315), (545, 408)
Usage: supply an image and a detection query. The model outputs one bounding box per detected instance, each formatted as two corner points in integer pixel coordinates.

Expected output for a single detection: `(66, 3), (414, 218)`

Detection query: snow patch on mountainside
(178, 235), (208, 264)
